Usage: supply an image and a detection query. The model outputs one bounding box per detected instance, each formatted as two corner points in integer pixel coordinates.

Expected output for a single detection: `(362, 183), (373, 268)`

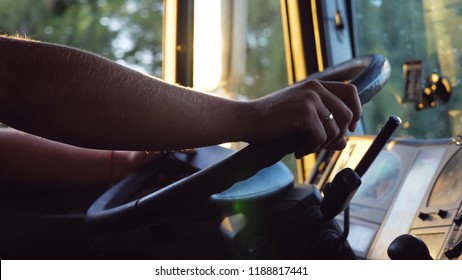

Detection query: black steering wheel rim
(87, 54), (391, 232)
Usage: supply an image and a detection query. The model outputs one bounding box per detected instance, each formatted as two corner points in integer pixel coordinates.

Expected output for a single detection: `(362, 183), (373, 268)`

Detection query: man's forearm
(0, 36), (254, 150)
(0, 128), (170, 187)
(0, 128), (114, 187)
(1, 36), (362, 158)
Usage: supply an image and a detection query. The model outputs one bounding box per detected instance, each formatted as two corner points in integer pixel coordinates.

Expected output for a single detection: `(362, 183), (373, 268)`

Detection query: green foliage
(6, 0), (459, 140)
(234, 0), (288, 99)
(0, 0), (287, 97)
(0, 0), (163, 76)
(356, 0), (462, 139)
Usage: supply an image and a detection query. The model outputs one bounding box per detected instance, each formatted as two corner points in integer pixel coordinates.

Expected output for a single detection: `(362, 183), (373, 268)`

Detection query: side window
(354, 0), (462, 139)
(0, 0), (163, 76)
(193, 0), (287, 99)
(192, 0), (295, 172)
(234, 0), (288, 100)
(1, 0), (295, 173)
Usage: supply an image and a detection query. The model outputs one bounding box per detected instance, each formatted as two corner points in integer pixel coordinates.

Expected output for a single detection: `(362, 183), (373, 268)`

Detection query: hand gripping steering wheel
(87, 54), (391, 232)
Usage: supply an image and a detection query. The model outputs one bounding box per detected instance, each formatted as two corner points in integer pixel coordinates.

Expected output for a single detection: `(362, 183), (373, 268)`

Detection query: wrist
(242, 99), (267, 144)
(234, 100), (259, 144)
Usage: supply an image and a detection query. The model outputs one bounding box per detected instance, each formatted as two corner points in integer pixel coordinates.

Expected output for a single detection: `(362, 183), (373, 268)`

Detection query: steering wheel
(87, 54), (391, 232)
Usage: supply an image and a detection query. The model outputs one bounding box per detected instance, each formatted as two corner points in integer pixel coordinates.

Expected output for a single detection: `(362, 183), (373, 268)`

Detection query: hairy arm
(0, 36), (361, 158)
(0, 36), (253, 151)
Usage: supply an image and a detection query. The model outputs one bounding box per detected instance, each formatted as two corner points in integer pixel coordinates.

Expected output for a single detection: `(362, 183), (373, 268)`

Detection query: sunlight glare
(193, 0), (222, 91)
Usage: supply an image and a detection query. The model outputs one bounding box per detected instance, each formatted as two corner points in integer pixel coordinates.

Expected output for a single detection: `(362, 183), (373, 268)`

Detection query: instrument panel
(409, 147), (462, 260)
(317, 136), (462, 259)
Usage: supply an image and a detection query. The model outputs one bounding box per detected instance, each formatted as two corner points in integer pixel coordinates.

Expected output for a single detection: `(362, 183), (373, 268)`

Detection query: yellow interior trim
(162, 0), (178, 83)
(310, 0), (324, 71)
(287, 0), (307, 81)
(280, 0), (294, 84)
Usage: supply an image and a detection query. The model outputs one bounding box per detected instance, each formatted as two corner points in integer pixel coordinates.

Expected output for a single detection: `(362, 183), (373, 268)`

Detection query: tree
(0, 0), (164, 76)
(355, 0), (461, 138)
(234, 0), (288, 100)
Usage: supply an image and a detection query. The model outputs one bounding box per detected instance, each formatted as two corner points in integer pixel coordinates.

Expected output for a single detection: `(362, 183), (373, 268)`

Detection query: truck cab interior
(0, 0), (461, 260)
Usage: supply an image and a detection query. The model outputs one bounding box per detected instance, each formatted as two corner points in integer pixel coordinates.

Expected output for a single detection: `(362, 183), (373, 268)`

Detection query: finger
(311, 94), (341, 149)
(294, 131), (326, 158)
(325, 137), (347, 150)
(294, 112), (327, 158)
(319, 81), (362, 131)
(293, 83), (343, 155)
(306, 82), (360, 144)
(319, 111), (341, 148)
(308, 82), (353, 146)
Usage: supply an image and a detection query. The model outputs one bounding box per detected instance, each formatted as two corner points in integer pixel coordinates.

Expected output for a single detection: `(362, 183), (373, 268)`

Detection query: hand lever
(444, 235), (462, 259)
(320, 116), (402, 220)
(388, 234), (433, 260)
(355, 115), (402, 177)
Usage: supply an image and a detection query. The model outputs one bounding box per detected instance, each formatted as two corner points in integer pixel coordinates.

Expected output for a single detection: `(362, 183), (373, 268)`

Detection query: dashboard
(1, 134), (460, 260)
(317, 136), (462, 259)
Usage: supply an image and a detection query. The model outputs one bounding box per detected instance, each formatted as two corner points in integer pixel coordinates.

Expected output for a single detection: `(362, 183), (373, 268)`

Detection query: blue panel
(212, 162), (294, 202)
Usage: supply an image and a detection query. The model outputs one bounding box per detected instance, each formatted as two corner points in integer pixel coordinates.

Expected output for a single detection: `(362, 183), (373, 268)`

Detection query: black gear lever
(320, 116), (402, 220)
(388, 234), (433, 260)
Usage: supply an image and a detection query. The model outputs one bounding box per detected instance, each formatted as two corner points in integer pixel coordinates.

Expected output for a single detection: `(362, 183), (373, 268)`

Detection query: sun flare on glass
(193, 0), (222, 91)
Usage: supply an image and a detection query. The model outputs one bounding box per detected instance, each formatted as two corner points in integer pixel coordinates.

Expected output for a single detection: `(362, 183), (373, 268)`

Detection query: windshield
(355, 0), (462, 139)
(0, 0), (164, 76)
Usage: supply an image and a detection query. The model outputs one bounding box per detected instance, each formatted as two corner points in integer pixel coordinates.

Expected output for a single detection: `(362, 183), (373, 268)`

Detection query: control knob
(388, 234), (433, 260)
